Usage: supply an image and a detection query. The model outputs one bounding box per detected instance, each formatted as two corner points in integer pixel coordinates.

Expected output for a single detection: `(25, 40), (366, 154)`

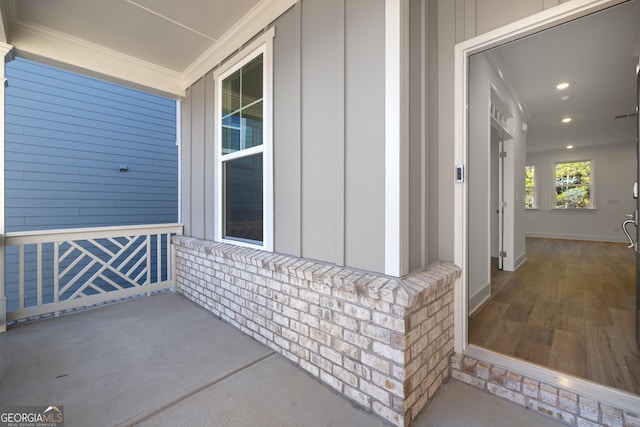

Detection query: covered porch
(2, 1), (639, 426)
(0, 291), (562, 426)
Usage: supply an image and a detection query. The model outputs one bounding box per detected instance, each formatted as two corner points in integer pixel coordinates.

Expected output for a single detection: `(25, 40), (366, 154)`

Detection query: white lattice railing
(4, 223), (183, 322)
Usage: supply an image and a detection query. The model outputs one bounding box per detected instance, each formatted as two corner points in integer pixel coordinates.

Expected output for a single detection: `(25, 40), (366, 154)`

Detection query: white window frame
(551, 159), (595, 210)
(525, 165), (537, 209)
(214, 28), (274, 251)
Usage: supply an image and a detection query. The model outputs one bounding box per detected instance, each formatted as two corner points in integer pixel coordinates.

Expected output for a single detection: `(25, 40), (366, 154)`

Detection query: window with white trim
(554, 160), (593, 209)
(525, 165), (536, 209)
(215, 33), (273, 250)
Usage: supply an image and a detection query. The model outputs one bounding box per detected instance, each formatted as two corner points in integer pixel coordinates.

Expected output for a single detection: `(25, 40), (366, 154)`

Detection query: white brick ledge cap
(172, 236), (460, 308)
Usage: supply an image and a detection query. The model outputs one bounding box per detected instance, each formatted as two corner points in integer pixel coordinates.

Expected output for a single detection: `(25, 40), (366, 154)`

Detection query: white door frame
(453, 0), (640, 412)
(498, 138), (505, 270)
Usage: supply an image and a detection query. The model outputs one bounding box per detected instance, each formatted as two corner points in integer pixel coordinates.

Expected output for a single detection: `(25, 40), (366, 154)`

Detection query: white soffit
(1, 0), (295, 97)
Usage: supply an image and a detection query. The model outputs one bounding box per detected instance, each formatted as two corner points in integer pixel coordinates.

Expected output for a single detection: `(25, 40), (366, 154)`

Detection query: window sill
(219, 237), (269, 251)
(550, 207), (596, 211)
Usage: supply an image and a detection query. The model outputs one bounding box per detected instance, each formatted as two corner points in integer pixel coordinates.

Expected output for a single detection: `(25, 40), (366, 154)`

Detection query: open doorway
(466, 0), (640, 396)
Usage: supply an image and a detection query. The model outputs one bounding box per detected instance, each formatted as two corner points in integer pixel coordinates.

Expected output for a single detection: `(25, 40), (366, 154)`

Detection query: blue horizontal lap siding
(5, 58), (178, 232)
(5, 58), (178, 310)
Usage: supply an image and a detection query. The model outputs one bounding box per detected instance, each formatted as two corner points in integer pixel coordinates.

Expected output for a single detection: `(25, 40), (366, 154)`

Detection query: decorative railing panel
(4, 224), (183, 321)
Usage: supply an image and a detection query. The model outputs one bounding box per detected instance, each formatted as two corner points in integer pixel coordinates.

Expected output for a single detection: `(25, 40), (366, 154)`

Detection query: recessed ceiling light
(566, 145), (574, 149)
(562, 117), (572, 123)
(556, 82), (570, 90)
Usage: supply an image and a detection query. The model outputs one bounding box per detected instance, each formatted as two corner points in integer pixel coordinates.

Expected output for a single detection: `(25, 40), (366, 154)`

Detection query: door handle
(623, 217), (637, 249)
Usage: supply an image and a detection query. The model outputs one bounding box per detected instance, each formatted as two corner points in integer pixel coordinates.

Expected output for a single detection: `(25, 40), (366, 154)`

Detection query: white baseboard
(514, 252), (527, 270)
(469, 284), (491, 316)
(525, 232), (627, 243)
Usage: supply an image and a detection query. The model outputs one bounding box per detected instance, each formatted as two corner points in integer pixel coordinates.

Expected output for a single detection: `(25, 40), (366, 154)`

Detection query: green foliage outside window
(555, 161), (591, 208)
(525, 166), (535, 208)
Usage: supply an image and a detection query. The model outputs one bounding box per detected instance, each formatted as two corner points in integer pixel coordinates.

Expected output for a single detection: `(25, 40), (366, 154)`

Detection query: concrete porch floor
(0, 293), (564, 426)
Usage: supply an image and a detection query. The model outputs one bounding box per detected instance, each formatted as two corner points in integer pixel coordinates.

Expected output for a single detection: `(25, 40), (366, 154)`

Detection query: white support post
(54, 241), (60, 317)
(146, 234), (152, 296)
(385, 0), (410, 277)
(0, 43), (15, 333)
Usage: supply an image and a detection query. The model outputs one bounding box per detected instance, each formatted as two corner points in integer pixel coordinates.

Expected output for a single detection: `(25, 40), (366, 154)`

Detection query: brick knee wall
(452, 354), (640, 426)
(172, 236), (460, 427)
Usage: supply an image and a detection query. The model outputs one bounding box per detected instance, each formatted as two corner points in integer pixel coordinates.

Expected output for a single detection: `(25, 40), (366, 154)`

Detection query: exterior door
(636, 63), (640, 347)
(498, 138), (505, 270)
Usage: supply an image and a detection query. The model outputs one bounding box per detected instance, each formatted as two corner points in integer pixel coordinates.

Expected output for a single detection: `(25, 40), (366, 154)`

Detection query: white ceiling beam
(9, 21), (185, 98)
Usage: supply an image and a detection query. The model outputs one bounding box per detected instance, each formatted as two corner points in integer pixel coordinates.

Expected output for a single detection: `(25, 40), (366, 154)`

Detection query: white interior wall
(468, 54), (492, 312)
(526, 142), (636, 242)
(513, 121), (527, 268)
(468, 52), (526, 312)
(490, 135), (499, 257)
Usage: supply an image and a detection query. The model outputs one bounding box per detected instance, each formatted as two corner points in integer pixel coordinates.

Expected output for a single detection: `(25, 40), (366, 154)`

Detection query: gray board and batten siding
(5, 57), (178, 312)
(5, 57), (178, 232)
(181, 0), (387, 274)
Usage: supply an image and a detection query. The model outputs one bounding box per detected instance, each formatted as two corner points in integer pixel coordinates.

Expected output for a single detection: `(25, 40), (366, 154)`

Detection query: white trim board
(0, 43), (11, 333)
(525, 232), (628, 243)
(384, 0), (409, 277)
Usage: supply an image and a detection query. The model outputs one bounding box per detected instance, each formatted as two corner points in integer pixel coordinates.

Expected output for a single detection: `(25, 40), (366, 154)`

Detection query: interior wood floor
(469, 237), (640, 395)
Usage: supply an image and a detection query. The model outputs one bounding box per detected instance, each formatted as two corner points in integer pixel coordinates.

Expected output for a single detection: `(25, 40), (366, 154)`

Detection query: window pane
(555, 185), (590, 208)
(555, 161), (590, 185)
(525, 166), (535, 187)
(222, 113), (241, 154)
(241, 101), (263, 150)
(222, 69), (241, 115)
(224, 154), (263, 243)
(525, 165), (535, 208)
(525, 188), (535, 209)
(554, 161), (591, 208)
(242, 55), (263, 106)
(221, 55), (264, 155)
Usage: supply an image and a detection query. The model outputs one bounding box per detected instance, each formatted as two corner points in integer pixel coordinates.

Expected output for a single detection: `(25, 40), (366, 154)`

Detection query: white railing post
(170, 226), (183, 293)
(37, 243), (43, 307)
(170, 238), (176, 293)
(54, 241), (60, 317)
(146, 233), (151, 296)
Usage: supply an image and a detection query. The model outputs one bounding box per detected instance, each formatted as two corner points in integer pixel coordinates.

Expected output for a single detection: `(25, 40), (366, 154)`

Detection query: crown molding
(182, 0), (296, 87)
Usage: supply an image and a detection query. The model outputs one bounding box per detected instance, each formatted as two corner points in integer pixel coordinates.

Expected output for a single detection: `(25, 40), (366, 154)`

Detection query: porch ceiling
(0, 0), (295, 97)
